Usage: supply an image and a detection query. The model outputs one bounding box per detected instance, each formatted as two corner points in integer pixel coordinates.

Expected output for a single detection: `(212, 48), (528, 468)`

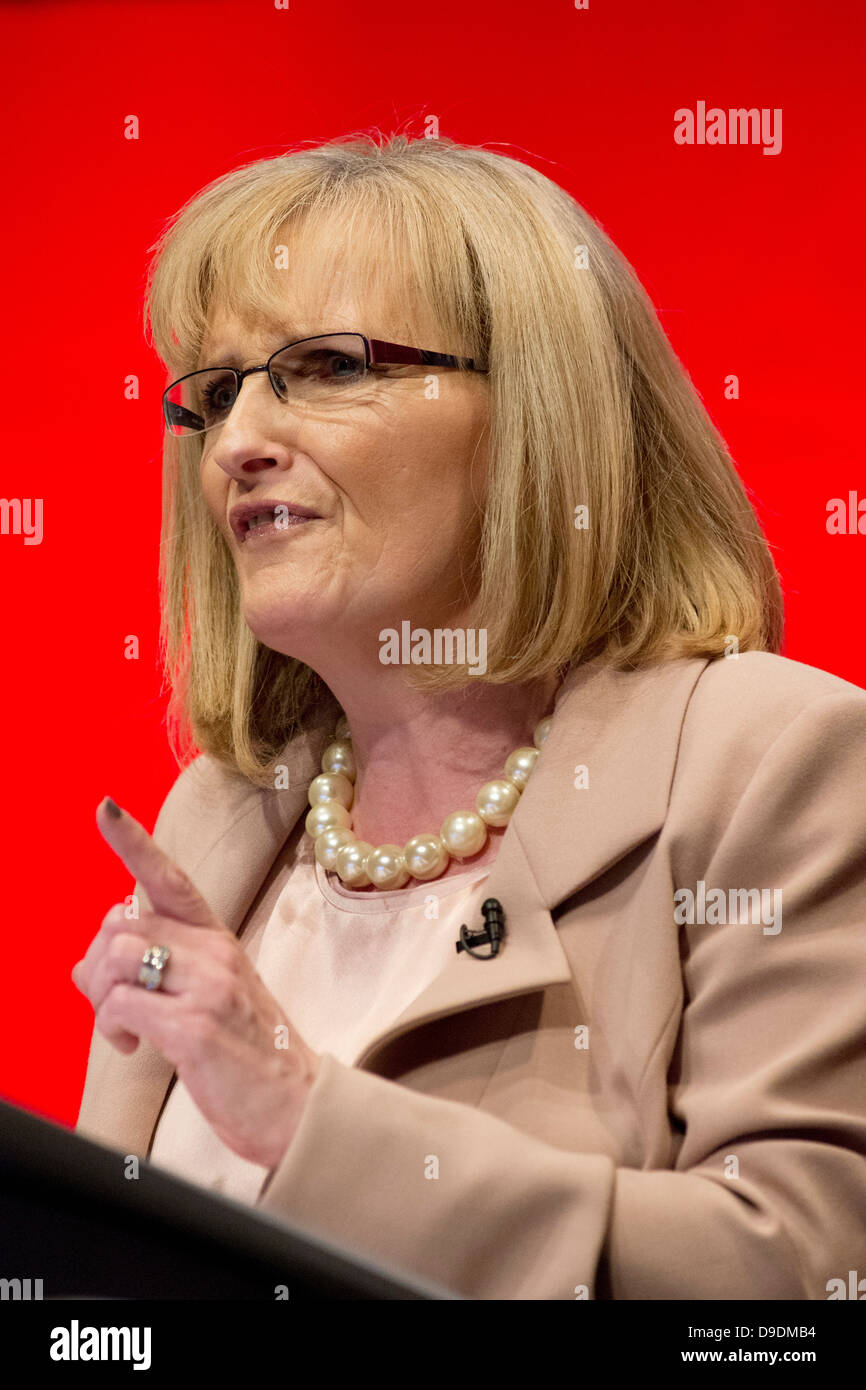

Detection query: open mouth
(238, 508), (318, 541)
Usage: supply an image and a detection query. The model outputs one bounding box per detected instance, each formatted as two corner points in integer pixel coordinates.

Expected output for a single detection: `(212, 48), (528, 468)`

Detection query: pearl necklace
(304, 713), (553, 890)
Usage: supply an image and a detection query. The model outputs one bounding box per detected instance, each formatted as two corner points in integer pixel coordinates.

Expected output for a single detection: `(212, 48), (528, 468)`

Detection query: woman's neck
(315, 666), (564, 881)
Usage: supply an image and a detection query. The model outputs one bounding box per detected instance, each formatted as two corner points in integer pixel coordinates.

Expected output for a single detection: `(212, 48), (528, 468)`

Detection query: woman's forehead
(194, 205), (459, 361)
(199, 277), (443, 363)
(199, 303), (340, 364)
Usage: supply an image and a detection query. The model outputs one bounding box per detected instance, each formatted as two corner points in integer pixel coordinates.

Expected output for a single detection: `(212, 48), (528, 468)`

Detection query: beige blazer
(75, 651), (866, 1300)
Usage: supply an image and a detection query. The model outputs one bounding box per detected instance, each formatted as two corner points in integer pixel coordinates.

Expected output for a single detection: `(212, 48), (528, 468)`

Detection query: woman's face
(197, 240), (490, 676)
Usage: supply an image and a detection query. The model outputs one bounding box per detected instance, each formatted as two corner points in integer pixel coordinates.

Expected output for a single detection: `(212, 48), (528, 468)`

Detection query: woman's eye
(201, 381), (235, 414)
(316, 351), (364, 379)
(286, 349), (365, 382)
(331, 353), (364, 376)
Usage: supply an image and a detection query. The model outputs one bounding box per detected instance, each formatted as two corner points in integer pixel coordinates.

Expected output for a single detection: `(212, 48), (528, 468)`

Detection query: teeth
(246, 512), (274, 529)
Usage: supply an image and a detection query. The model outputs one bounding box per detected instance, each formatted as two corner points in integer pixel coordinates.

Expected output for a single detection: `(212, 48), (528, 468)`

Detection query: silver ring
(137, 944), (171, 991)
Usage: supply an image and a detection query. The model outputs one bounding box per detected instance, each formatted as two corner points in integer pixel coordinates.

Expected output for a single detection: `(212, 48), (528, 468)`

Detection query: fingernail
(103, 797), (123, 819)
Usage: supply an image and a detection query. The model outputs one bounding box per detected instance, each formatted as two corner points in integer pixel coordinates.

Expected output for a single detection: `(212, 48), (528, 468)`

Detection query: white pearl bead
(335, 715), (351, 741)
(476, 777), (521, 827)
(335, 840), (373, 887)
(533, 717), (552, 749)
(314, 826), (356, 871)
(305, 799), (352, 838)
(366, 844), (411, 890)
(322, 739), (356, 781)
(504, 746), (539, 791)
(440, 810), (487, 859)
(403, 833), (449, 881)
(308, 772), (354, 810)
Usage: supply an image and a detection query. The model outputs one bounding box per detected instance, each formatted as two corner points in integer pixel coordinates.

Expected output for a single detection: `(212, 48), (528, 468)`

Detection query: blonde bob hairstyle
(144, 131), (784, 788)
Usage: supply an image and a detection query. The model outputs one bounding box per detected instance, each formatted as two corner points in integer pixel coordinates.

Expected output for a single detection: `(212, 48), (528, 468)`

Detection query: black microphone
(455, 898), (506, 959)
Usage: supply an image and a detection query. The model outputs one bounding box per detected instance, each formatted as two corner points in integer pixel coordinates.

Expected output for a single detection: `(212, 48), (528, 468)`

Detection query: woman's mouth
(242, 510), (317, 543)
(229, 501), (322, 544)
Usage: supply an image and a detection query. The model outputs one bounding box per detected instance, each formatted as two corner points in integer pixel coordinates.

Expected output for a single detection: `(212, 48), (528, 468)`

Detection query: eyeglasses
(162, 332), (489, 437)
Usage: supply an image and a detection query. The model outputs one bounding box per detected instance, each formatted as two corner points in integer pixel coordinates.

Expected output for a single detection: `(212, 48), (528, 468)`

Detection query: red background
(1, 0), (862, 1125)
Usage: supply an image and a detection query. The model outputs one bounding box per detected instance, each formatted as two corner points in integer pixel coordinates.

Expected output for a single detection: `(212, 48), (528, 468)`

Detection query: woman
(73, 133), (866, 1301)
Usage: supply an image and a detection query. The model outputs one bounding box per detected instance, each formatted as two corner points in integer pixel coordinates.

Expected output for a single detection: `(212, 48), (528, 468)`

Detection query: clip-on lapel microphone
(455, 898), (505, 959)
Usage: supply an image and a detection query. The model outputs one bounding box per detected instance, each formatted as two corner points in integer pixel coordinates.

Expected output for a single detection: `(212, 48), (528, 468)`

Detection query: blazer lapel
(186, 687), (344, 933)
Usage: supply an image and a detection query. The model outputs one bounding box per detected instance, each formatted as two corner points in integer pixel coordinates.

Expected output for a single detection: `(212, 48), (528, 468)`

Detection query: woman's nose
(208, 379), (297, 478)
(215, 454), (280, 478)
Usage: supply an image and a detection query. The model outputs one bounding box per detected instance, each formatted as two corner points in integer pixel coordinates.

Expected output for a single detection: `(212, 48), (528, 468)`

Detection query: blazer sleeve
(255, 689), (866, 1300)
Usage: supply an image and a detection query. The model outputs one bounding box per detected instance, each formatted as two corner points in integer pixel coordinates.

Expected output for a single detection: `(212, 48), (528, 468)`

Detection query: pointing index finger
(96, 797), (218, 927)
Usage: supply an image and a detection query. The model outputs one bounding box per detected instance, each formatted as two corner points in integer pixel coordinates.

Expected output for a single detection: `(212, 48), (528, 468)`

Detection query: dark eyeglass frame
(162, 332), (489, 436)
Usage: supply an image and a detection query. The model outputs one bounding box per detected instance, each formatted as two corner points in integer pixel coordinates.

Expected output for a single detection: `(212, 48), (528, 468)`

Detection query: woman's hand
(71, 797), (321, 1171)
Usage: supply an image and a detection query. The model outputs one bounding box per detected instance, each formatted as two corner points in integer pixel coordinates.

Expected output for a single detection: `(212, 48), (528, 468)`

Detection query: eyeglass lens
(164, 334), (369, 436)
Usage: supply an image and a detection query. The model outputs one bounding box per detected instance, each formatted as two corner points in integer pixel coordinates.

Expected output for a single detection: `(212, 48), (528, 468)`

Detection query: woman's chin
(241, 606), (325, 656)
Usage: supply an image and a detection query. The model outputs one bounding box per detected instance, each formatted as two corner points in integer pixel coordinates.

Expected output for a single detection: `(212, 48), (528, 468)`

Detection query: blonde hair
(144, 131), (784, 787)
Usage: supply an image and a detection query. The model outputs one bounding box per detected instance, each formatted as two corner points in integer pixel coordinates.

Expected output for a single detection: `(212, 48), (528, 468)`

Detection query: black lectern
(0, 1098), (460, 1299)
